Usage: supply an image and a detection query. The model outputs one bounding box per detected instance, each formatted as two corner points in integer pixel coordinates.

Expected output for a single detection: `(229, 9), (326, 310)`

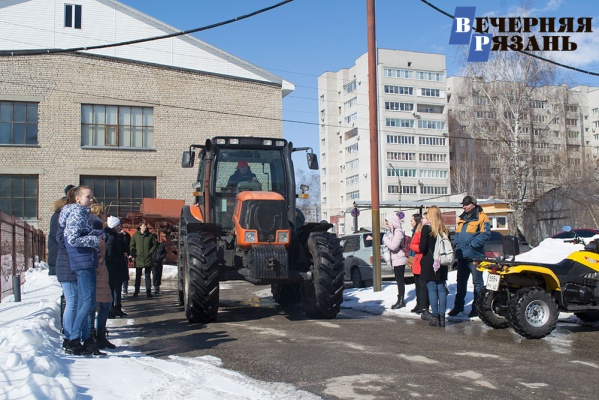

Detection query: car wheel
(351, 268), (364, 288)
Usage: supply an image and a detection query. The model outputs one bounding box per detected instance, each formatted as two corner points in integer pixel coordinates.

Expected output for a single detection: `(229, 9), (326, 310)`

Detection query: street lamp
(388, 163), (401, 203)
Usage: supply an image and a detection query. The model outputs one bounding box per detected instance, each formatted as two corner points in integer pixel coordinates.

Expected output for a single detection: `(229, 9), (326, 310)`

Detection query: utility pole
(367, 0), (382, 292)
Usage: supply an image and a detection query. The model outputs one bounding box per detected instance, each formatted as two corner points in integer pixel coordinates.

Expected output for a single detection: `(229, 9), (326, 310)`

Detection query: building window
(64, 4), (82, 29)
(419, 136), (446, 146)
(384, 85), (414, 95)
(344, 113), (357, 125)
(386, 118), (414, 128)
(385, 102), (414, 112)
(387, 168), (416, 177)
(346, 143), (359, 154)
(0, 175), (38, 219)
(419, 169), (448, 179)
(417, 120), (445, 130)
(420, 186), (448, 195)
(343, 80), (357, 94)
(344, 97), (357, 110)
(384, 68), (413, 79)
(416, 71), (444, 81)
(419, 88), (441, 97)
(81, 175), (156, 217)
(81, 104), (154, 148)
(0, 101), (38, 145)
(346, 175), (359, 185)
(387, 151), (416, 161)
(347, 190), (360, 200)
(388, 185), (399, 194)
(419, 153), (447, 162)
(387, 135), (414, 145)
(346, 159), (359, 170)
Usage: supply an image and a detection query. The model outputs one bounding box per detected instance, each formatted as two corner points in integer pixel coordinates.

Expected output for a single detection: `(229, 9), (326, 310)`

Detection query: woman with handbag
(383, 213), (408, 309)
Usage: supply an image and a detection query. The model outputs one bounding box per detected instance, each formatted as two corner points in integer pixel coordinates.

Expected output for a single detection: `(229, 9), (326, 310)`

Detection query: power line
(419, 0), (599, 77)
(3, 0), (294, 56)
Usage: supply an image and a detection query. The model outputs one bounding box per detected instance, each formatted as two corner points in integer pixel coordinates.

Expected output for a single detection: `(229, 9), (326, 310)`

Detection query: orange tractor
(178, 136), (345, 323)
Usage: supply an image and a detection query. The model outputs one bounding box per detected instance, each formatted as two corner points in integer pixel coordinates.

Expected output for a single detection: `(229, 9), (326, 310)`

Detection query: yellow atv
(476, 231), (599, 339)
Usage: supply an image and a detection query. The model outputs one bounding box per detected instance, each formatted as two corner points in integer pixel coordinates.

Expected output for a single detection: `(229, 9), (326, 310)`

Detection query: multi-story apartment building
(447, 76), (599, 201)
(318, 49), (449, 234)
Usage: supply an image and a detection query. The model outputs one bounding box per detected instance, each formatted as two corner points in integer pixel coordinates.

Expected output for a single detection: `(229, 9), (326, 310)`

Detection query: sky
(117, 0), (599, 160)
(0, 236), (596, 399)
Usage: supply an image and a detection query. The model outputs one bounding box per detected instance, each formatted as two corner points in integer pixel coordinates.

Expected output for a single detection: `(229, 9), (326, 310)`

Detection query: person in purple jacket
(59, 185), (105, 356)
(383, 213), (408, 310)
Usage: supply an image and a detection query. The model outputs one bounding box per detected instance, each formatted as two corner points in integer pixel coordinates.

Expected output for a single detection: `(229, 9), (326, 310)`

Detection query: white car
(339, 231), (413, 288)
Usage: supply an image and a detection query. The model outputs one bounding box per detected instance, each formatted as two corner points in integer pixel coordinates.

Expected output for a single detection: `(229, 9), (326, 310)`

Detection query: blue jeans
(60, 281), (78, 340)
(453, 259), (484, 311)
(73, 269), (96, 341)
(427, 280), (448, 316)
(95, 302), (112, 331)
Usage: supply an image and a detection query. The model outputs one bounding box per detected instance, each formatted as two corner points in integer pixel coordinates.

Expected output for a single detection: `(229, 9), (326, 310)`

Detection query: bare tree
(448, 38), (578, 235)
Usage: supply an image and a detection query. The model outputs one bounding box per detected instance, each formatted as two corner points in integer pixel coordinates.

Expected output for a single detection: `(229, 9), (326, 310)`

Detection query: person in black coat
(419, 206), (450, 328)
(104, 216), (128, 317)
(47, 201), (62, 276)
(152, 236), (167, 294)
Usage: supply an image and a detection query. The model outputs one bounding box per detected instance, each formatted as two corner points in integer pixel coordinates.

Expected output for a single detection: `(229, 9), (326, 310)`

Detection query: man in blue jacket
(448, 195), (491, 318)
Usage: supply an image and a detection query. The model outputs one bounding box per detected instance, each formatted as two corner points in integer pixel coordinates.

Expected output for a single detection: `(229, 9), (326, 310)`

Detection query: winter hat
(461, 195), (477, 205)
(237, 160), (249, 168)
(107, 216), (121, 229)
(64, 184), (75, 195)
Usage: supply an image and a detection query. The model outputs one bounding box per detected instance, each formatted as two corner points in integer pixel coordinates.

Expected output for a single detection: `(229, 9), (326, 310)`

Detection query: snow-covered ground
(0, 237), (592, 399)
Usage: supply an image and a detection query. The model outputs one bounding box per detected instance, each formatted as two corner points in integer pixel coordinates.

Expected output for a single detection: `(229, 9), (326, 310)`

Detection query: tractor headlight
(277, 231), (290, 243)
(244, 231), (257, 243)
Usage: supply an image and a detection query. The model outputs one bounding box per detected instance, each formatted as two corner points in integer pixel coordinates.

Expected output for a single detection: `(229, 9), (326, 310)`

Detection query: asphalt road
(110, 281), (599, 400)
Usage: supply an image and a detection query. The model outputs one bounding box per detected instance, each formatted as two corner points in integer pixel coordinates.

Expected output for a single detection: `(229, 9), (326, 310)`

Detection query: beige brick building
(0, 0), (290, 234)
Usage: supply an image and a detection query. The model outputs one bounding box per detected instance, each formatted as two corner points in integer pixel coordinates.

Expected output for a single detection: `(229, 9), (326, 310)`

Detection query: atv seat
(521, 258), (574, 276)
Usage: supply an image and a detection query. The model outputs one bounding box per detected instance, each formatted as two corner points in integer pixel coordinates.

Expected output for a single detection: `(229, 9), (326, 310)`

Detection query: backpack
(381, 231), (393, 265)
(433, 232), (454, 270)
(401, 234), (412, 253)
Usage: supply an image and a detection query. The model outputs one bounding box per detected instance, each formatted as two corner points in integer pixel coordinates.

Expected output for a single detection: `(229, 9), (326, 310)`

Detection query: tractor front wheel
(184, 231), (219, 323)
(300, 232), (345, 319)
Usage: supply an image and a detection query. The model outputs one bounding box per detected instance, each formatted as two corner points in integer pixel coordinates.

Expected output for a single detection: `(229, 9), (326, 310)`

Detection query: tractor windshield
(212, 148), (288, 229)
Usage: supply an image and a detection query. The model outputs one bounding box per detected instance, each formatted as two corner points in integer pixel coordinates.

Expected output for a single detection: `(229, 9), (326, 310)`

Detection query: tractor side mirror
(306, 152), (318, 170)
(502, 235), (520, 261)
(181, 150), (195, 168)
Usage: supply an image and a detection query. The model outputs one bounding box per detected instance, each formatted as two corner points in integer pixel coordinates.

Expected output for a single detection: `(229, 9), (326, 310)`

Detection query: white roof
(0, 0), (294, 96)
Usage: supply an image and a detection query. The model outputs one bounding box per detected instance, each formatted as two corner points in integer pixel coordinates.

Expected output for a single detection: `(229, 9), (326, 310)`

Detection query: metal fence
(0, 210), (46, 302)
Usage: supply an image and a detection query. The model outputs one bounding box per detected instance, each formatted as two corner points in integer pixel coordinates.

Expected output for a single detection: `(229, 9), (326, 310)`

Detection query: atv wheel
(351, 268), (364, 288)
(300, 232), (345, 319)
(574, 311), (599, 322)
(271, 283), (302, 305)
(184, 231), (219, 323)
(508, 287), (558, 339)
(476, 289), (509, 329)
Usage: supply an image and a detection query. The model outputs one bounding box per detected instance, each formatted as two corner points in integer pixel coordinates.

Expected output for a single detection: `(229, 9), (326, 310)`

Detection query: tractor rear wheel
(300, 232), (345, 319)
(271, 283), (302, 305)
(177, 218), (186, 306)
(476, 288), (510, 329)
(508, 287), (558, 339)
(184, 231), (219, 323)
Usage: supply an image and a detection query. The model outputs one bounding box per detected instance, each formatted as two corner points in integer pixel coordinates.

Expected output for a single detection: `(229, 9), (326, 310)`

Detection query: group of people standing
(384, 195), (491, 327)
(47, 185), (167, 356)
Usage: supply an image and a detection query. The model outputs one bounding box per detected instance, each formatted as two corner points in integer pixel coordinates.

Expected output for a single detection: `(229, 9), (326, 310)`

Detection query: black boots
(83, 337), (107, 356)
(391, 297), (405, 309)
(429, 314), (446, 327)
(116, 305), (128, 317)
(146, 289), (153, 298)
(447, 308), (463, 317)
(96, 329), (116, 350)
(65, 338), (83, 355)
(420, 309), (433, 321)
